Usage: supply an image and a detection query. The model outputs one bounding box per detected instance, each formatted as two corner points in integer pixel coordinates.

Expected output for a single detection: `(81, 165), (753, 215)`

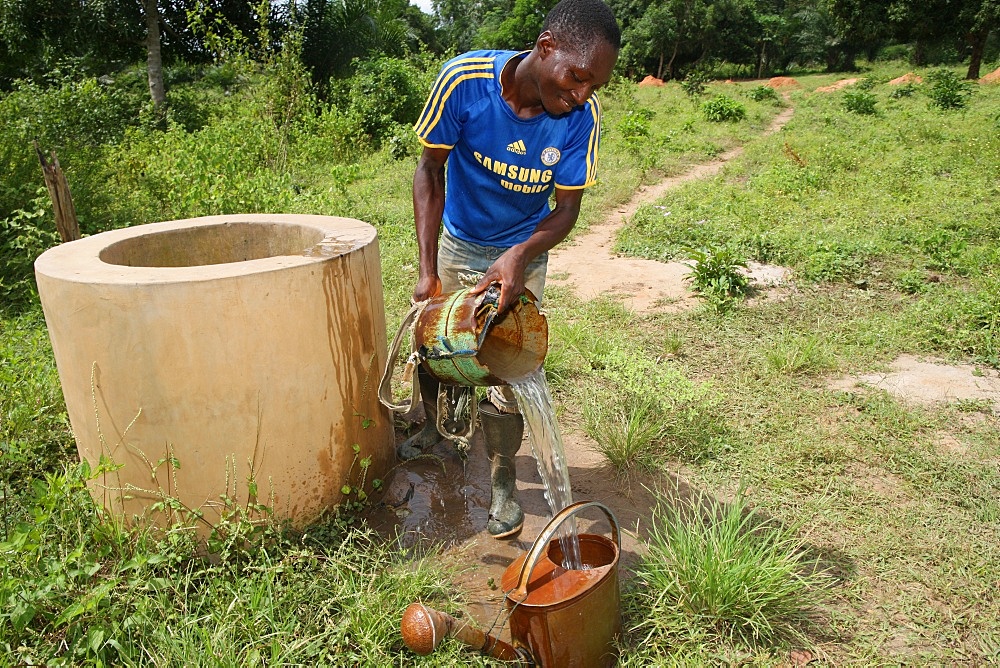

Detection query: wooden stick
(33, 141), (81, 242)
(401, 602), (531, 663)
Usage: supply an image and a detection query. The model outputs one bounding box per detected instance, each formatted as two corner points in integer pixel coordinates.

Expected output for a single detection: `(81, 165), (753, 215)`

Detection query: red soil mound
(816, 78), (859, 92)
(638, 75), (665, 87)
(767, 76), (799, 89)
(890, 72), (923, 85)
(980, 67), (1000, 84)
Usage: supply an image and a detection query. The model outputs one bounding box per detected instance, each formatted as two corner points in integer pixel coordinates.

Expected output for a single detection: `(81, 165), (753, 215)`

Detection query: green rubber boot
(397, 368), (442, 461)
(479, 399), (525, 538)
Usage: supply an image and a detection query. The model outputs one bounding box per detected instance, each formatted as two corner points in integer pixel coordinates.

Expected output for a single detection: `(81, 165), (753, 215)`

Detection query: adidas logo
(506, 139), (526, 155)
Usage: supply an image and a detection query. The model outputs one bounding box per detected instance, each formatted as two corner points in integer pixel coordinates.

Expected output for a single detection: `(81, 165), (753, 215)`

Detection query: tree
(142, 0), (167, 108)
(958, 0), (999, 78)
(783, 1), (840, 70)
(828, 0), (894, 69)
(620, 0), (711, 80)
(886, 0), (957, 65)
(475, 0), (554, 50)
(0, 0), (143, 86)
(300, 0), (413, 86)
(433, 0), (486, 52)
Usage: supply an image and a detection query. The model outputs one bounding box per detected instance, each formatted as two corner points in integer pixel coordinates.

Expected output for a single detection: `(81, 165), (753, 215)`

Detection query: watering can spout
(400, 603), (533, 665)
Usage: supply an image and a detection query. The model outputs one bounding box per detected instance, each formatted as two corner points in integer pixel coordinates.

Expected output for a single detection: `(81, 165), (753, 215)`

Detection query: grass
(1, 462), (478, 665)
(594, 63), (1000, 664)
(624, 489), (829, 658)
(4, 58), (1000, 664)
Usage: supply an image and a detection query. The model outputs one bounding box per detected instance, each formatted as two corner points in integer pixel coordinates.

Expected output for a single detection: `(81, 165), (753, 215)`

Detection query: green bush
(680, 70), (710, 97)
(843, 89), (877, 115)
(701, 95), (746, 122)
(335, 57), (434, 143)
(876, 44), (912, 61)
(855, 76), (882, 91)
(746, 85), (778, 102)
(0, 196), (59, 308)
(926, 68), (974, 110)
(102, 111), (297, 225)
(0, 70), (146, 221)
(618, 106), (654, 139)
(683, 245), (750, 313)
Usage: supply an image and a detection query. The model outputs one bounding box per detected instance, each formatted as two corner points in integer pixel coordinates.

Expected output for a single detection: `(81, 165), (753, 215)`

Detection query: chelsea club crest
(540, 147), (561, 166)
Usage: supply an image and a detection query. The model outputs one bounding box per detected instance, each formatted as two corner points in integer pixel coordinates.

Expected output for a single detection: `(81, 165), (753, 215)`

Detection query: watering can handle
(510, 501), (620, 603)
(377, 300), (426, 413)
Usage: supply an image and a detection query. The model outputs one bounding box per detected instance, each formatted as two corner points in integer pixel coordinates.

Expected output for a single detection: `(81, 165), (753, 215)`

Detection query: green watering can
(378, 285), (548, 439)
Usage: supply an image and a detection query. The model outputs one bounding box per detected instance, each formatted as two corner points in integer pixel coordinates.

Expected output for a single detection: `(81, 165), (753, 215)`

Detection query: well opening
(99, 221), (324, 267)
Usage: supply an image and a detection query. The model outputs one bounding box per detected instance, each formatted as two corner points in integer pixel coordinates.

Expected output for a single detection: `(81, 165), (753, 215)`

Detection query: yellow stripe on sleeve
(585, 94), (602, 185)
(414, 57), (495, 137)
(416, 72), (495, 138)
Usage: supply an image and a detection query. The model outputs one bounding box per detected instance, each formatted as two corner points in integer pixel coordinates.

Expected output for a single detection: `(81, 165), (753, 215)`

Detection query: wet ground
(365, 422), (688, 639)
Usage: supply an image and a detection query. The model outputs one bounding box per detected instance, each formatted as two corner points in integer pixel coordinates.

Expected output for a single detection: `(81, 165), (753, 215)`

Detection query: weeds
(684, 245), (750, 313)
(889, 83), (918, 99)
(702, 95), (747, 122)
(681, 70), (710, 97)
(626, 489), (828, 651)
(747, 85), (778, 102)
(843, 89), (877, 115)
(584, 391), (667, 475)
(926, 68), (975, 110)
(578, 345), (728, 470)
(0, 460), (463, 664)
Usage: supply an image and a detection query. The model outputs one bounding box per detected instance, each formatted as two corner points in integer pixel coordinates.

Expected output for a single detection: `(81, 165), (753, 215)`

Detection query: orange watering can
(401, 502), (622, 667)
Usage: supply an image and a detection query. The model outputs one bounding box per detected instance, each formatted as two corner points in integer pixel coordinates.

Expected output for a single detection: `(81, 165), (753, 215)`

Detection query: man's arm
(471, 186), (583, 312)
(412, 146), (451, 302)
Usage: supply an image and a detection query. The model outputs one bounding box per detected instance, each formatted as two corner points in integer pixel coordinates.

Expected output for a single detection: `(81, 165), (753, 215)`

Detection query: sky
(410, 0), (434, 14)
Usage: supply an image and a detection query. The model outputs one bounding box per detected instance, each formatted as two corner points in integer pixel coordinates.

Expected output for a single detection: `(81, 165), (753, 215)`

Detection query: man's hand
(413, 273), (442, 303)
(470, 248), (527, 313)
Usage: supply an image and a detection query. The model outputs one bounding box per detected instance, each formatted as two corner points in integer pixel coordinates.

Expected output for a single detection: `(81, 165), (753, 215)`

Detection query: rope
(377, 300), (428, 413)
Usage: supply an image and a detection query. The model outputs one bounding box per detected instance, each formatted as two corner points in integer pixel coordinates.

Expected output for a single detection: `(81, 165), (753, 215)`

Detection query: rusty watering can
(401, 501), (622, 667)
(378, 285), (548, 443)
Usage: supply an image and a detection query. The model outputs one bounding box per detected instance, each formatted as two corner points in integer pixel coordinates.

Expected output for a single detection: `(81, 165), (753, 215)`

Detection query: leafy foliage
(0, 197), (59, 308)
(300, 0), (413, 86)
(843, 88), (877, 115)
(701, 94), (746, 122)
(0, 462), (459, 664)
(680, 70), (710, 97)
(332, 56), (434, 142)
(684, 245), (750, 312)
(889, 82), (919, 98)
(747, 85), (778, 102)
(926, 68), (975, 110)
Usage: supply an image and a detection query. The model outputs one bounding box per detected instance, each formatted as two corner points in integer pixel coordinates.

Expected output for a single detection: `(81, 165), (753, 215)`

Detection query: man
(401, 0), (620, 538)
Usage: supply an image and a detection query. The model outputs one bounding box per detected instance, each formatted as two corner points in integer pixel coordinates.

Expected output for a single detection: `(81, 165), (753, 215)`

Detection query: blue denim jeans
(437, 228), (547, 413)
(437, 229), (547, 300)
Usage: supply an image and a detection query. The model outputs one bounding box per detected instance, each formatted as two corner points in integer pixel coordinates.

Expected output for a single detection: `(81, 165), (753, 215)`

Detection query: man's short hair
(542, 0), (621, 54)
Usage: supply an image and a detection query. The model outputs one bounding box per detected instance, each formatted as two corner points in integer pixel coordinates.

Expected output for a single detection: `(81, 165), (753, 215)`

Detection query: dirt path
(547, 102), (795, 312)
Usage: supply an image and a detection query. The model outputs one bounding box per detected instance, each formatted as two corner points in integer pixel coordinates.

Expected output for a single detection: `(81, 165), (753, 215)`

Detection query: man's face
(536, 33), (618, 116)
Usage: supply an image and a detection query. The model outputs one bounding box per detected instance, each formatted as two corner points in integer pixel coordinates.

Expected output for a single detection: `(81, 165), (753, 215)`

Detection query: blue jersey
(414, 50), (603, 247)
